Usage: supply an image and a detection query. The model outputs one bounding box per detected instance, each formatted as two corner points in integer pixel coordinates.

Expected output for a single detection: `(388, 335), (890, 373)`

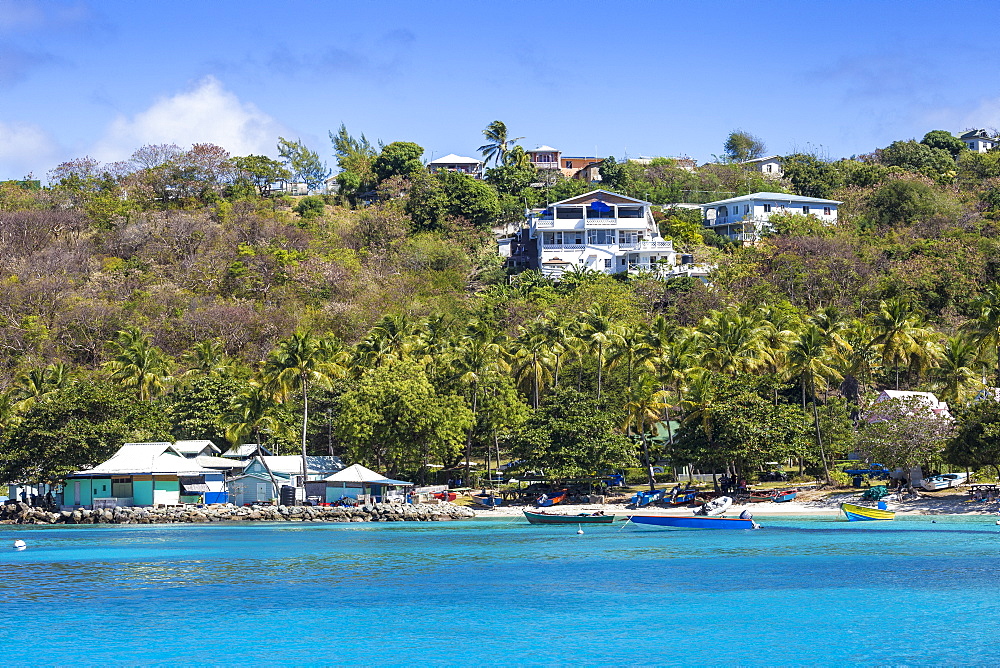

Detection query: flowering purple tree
(856, 397), (953, 482)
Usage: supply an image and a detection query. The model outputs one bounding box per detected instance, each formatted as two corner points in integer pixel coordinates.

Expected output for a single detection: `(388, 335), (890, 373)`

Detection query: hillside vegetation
(3, 126), (1000, 486)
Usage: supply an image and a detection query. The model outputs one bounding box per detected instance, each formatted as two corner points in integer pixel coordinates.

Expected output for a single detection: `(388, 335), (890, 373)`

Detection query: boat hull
(627, 514), (756, 530)
(840, 502), (895, 521)
(523, 511), (616, 525)
(773, 491), (797, 503)
(473, 496), (503, 507)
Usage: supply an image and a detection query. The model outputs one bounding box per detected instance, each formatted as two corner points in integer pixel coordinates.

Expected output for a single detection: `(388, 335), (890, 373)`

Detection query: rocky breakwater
(0, 500), (476, 525)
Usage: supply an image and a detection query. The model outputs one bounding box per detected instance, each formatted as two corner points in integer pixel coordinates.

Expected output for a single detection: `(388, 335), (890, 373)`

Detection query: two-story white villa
(523, 190), (675, 279)
(959, 129), (998, 153)
(427, 154), (485, 178)
(701, 192), (841, 243)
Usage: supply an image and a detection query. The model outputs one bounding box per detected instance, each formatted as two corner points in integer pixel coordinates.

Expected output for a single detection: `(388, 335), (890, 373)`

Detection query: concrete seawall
(0, 500), (476, 525)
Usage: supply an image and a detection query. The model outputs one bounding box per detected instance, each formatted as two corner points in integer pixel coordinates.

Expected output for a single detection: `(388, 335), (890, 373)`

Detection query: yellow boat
(840, 502), (895, 521)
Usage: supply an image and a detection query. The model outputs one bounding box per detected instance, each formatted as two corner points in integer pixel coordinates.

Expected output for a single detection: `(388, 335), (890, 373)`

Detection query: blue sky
(2, 0), (999, 181)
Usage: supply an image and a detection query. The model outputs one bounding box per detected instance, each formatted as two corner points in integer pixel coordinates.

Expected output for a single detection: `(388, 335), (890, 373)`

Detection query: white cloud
(92, 76), (286, 162)
(0, 120), (59, 179)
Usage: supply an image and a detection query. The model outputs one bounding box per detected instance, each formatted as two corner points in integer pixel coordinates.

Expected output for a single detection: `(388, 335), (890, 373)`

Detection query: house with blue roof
(701, 191), (841, 243)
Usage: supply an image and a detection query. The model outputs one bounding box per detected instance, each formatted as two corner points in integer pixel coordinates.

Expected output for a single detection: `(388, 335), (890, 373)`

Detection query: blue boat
(630, 489), (664, 507)
(627, 514), (758, 530)
(473, 494), (503, 508)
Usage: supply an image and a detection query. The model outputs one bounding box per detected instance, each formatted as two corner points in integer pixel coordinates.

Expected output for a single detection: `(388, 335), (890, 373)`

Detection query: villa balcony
(618, 240), (674, 251)
(540, 243), (585, 250)
(535, 218), (555, 228)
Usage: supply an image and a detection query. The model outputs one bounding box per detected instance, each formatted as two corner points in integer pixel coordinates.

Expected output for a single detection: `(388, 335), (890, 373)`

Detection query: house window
(556, 206), (584, 219)
(823, 206), (831, 215)
(766, 164), (773, 173)
(763, 204), (771, 213)
(803, 206), (810, 214)
(744, 205), (750, 214)
(604, 259), (612, 268)
(586, 205), (615, 219)
(565, 161), (572, 168)
(618, 206), (643, 218)
(620, 258), (626, 266)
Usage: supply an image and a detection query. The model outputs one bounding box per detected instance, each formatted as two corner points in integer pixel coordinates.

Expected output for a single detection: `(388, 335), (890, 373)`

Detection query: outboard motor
(739, 509), (752, 520)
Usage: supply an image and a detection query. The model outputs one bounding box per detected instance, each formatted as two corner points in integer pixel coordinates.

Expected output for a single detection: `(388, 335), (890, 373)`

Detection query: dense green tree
(509, 387), (636, 479)
(921, 130), (967, 159)
(876, 140), (954, 181)
(781, 153), (844, 198)
(0, 381), (171, 482)
(103, 327), (172, 402)
(329, 124), (377, 200)
(867, 178), (946, 228)
(168, 375), (246, 444)
(724, 130), (766, 162)
(372, 141), (424, 183)
(333, 360), (472, 479)
(946, 400), (1000, 478)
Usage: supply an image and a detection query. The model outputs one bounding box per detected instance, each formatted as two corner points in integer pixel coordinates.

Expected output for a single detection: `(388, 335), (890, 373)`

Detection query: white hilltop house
(427, 153), (484, 179)
(874, 390), (952, 420)
(524, 190), (676, 279)
(701, 192), (841, 243)
(959, 129), (999, 153)
(740, 155), (784, 178)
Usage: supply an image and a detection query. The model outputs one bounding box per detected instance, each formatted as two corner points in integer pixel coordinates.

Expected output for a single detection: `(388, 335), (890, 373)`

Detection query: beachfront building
(740, 155), (784, 178)
(304, 464), (413, 505)
(228, 455), (345, 505)
(521, 189), (676, 279)
(701, 192), (841, 243)
(959, 129), (999, 153)
(427, 153), (485, 178)
(874, 390), (952, 420)
(62, 442), (228, 509)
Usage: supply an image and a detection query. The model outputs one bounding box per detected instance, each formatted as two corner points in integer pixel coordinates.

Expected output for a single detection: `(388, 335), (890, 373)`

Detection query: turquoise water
(2, 515), (999, 665)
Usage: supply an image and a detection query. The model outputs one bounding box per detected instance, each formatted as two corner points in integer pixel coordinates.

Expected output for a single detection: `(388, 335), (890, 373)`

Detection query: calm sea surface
(1, 514), (998, 666)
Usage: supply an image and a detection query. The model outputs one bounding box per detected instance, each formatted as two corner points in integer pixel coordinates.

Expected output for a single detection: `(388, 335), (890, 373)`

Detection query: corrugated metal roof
(250, 456), (345, 475)
(70, 442), (215, 476)
(702, 192), (842, 207)
(222, 444), (273, 459)
(173, 440), (221, 456)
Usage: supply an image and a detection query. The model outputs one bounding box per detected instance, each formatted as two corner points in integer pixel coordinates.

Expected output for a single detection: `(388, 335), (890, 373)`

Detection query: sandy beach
(466, 488), (1000, 518)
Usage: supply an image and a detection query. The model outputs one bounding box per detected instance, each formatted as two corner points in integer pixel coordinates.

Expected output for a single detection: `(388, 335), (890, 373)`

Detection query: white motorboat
(921, 472), (968, 491)
(694, 495), (732, 516)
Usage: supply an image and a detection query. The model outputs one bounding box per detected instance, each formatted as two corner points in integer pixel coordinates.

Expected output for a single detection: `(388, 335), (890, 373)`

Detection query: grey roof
(250, 455), (345, 476)
(739, 155), (782, 164)
(222, 444), (273, 459)
(69, 443), (215, 477)
(702, 192), (841, 207)
(547, 189), (651, 207)
(172, 440), (221, 456)
(959, 129), (995, 140)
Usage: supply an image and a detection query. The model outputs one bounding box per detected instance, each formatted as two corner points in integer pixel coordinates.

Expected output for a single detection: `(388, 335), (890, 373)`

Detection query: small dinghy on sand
(694, 495), (732, 516)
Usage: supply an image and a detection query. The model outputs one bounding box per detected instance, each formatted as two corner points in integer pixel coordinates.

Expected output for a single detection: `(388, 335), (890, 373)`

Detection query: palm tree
(788, 324), (839, 483)
(581, 306), (622, 401)
(869, 297), (938, 389)
(680, 369), (722, 490)
(224, 383), (285, 498)
(512, 319), (552, 409)
(181, 338), (231, 377)
(934, 334), (981, 406)
(262, 331), (346, 485)
(622, 375), (669, 492)
(964, 283), (1000, 386)
(103, 327), (172, 401)
(453, 322), (508, 480)
(607, 324), (654, 390)
(695, 308), (765, 375)
(477, 120), (523, 167)
(12, 363), (70, 412)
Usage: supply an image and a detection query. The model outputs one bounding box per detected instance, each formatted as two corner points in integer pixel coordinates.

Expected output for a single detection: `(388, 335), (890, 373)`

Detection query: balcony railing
(534, 218), (555, 228)
(618, 240), (674, 251)
(540, 244), (585, 250)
